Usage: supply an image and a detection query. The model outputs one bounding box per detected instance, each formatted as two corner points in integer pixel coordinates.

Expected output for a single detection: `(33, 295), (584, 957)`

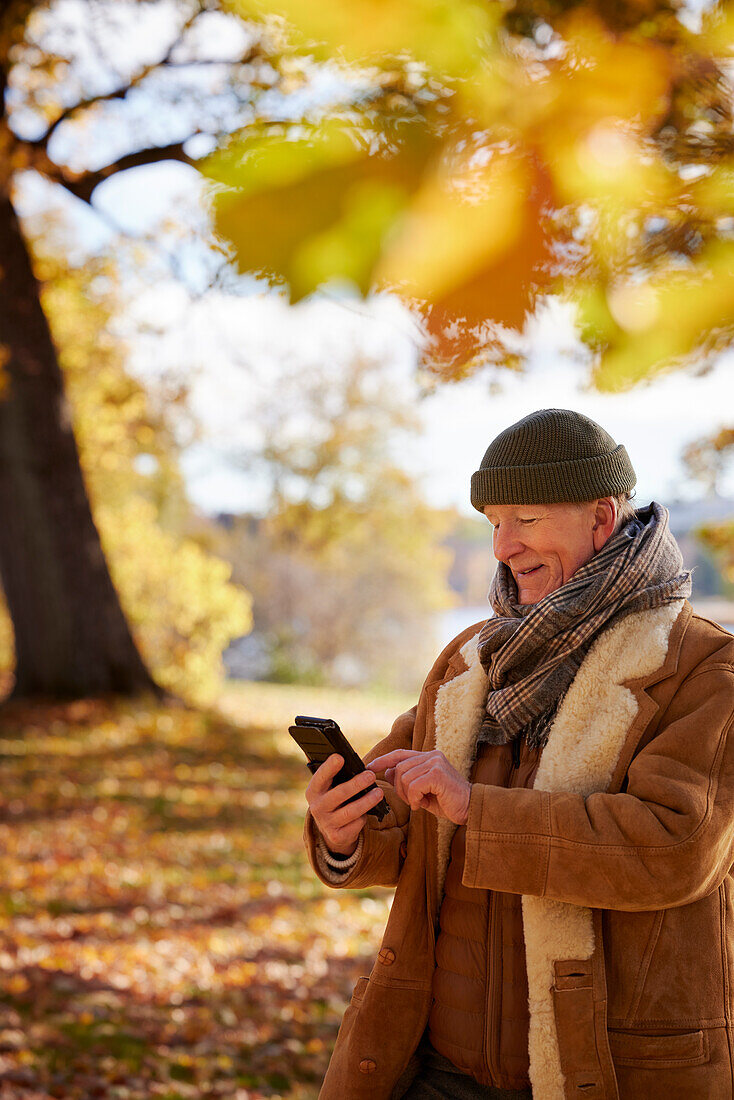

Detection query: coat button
(359, 1058), (376, 1074)
(378, 947), (396, 965)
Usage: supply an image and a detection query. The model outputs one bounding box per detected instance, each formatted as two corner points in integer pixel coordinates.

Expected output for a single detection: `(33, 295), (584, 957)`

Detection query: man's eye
(518, 518), (538, 525)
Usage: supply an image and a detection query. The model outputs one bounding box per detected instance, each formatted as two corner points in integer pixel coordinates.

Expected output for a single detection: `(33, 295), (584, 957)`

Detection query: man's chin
(517, 581), (555, 604)
(515, 568), (549, 604)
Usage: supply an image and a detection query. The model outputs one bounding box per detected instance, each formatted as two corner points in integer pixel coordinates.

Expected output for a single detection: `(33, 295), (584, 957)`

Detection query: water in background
(438, 605), (491, 648)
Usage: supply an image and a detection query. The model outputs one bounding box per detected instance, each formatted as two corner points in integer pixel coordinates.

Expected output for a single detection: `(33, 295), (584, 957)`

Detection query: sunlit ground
(0, 683), (414, 1099)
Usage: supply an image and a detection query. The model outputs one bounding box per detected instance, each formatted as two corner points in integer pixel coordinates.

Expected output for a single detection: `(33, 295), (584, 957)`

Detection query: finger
(314, 785), (381, 840)
(320, 769), (377, 813)
(369, 749), (422, 774)
(392, 756), (433, 803)
(401, 770), (436, 810)
(399, 761), (446, 810)
(331, 786), (385, 828)
(306, 754), (344, 800)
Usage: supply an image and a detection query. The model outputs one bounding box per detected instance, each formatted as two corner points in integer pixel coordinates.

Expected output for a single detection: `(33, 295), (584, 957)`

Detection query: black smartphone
(288, 715), (389, 821)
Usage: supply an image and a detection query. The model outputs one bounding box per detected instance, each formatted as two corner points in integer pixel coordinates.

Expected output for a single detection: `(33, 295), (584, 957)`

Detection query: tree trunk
(0, 191), (162, 699)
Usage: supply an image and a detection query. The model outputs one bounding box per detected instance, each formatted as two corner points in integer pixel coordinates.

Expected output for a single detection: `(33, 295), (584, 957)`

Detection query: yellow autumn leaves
(209, 0), (734, 387)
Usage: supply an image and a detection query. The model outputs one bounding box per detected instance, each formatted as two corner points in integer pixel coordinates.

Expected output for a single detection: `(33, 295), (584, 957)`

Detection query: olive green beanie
(470, 408), (636, 511)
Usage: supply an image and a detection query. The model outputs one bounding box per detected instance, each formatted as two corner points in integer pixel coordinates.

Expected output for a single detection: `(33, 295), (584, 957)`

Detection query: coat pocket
(608, 1028), (710, 1069)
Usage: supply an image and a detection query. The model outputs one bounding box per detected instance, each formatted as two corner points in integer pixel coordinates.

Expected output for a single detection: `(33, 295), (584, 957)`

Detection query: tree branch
(40, 142), (196, 203)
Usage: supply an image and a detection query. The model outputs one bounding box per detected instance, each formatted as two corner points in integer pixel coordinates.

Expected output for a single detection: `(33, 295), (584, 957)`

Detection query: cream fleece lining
(433, 600), (684, 1099)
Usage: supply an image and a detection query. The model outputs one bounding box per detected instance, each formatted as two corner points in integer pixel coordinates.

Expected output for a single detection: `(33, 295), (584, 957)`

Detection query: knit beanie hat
(470, 408), (636, 511)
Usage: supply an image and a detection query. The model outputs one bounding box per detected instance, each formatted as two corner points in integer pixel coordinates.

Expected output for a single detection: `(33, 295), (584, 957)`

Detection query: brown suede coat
(304, 600), (734, 1099)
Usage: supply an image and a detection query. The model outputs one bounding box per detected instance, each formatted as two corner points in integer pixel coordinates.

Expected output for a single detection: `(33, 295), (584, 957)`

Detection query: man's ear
(591, 497), (617, 551)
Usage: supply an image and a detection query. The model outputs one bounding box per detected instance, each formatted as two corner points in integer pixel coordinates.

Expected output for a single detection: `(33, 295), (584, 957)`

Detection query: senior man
(304, 408), (734, 1100)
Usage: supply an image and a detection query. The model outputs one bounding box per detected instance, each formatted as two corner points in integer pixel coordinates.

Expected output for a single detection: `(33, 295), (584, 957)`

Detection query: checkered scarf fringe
(476, 501), (692, 750)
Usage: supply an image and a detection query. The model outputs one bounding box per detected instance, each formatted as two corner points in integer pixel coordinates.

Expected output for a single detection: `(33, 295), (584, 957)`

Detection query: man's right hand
(306, 754), (385, 857)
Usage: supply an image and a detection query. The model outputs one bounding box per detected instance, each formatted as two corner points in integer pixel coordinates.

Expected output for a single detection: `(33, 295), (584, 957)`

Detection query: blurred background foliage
(685, 426), (734, 583)
(210, 0), (734, 389)
(216, 351), (453, 691)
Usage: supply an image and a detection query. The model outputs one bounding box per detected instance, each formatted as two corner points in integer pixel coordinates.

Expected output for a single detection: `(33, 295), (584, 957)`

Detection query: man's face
(482, 500), (614, 605)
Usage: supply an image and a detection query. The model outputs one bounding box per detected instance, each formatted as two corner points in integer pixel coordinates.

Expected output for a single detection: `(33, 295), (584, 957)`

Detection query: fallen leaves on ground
(0, 687), (405, 1099)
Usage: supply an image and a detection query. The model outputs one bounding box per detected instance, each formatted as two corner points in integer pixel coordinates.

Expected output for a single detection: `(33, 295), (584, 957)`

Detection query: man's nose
(493, 525), (525, 563)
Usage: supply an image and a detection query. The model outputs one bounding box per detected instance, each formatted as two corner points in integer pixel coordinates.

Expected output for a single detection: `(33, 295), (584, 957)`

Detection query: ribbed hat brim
(470, 445), (636, 510)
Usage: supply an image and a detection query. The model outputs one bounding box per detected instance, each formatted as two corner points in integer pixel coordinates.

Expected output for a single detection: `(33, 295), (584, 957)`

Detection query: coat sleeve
(462, 661), (734, 911)
(303, 706), (416, 889)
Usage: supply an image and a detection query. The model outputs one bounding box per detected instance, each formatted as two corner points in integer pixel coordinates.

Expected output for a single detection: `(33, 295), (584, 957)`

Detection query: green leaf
(203, 117), (436, 301)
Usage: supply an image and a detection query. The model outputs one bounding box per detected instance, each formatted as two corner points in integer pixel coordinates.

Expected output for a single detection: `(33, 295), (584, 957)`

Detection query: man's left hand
(368, 749), (471, 825)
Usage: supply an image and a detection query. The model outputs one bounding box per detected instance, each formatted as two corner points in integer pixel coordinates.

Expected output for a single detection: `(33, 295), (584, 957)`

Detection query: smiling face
(483, 499), (618, 605)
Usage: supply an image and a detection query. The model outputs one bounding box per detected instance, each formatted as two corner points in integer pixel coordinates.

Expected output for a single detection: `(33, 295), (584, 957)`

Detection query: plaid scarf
(476, 501), (692, 750)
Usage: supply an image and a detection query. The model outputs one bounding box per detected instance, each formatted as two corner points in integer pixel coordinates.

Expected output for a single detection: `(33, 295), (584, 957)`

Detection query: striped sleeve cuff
(315, 832), (365, 883)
